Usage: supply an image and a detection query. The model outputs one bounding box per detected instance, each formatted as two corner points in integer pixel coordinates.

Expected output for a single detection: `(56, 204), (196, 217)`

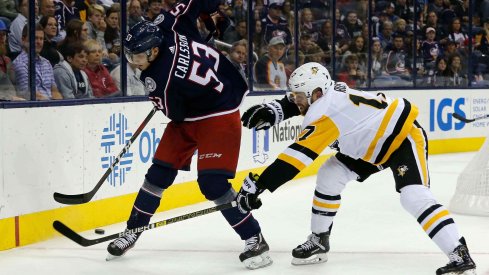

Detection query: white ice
(1, 152), (488, 275)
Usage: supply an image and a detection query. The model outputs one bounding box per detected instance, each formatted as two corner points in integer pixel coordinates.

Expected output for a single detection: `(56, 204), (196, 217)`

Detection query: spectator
(378, 20), (394, 49)
(261, 1), (292, 46)
(371, 37), (384, 77)
(9, 0), (37, 59)
(478, 18), (489, 55)
(110, 62), (146, 96)
(104, 5), (121, 64)
(231, 0), (247, 24)
(83, 39), (119, 97)
(394, 0), (413, 23)
(422, 27), (442, 69)
(384, 34), (410, 79)
(40, 0), (56, 18)
(384, 2), (400, 23)
(338, 54), (367, 88)
(444, 39), (464, 58)
(12, 24), (62, 100)
(300, 8), (320, 42)
(54, 42), (92, 98)
(0, 0), (17, 22)
(394, 18), (409, 37)
(427, 56), (451, 86)
(223, 19), (247, 44)
(58, 19), (88, 48)
(0, 19), (21, 101)
(422, 11), (447, 41)
(254, 36), (287, 90)
(53, 0), (81, 42)
(447, 18), (469, 49)
(128, 0), (144, 29)
(86, 4), (106, 51)
(145, 0), (161, 21)
(447, 53), (467, 86)
(341, 11), (363, 39)
(39, 15), (61, 66)
(342, 35), (367, 71)
(227, 40), (248, 77)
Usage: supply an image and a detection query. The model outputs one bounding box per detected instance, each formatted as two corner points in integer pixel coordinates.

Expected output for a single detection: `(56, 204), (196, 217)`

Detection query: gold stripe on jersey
(278, 115), (339, 170)
(376, 102), (419, 165)
(410, 126), (429, 186)
(363, 99), (399, 161)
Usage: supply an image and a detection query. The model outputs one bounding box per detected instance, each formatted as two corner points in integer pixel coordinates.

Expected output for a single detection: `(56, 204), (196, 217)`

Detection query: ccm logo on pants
(199, 153), (222, 160)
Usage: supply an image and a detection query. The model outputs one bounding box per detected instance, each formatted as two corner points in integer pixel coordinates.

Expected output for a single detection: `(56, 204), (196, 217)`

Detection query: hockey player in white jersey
(236, 62), (477, 274)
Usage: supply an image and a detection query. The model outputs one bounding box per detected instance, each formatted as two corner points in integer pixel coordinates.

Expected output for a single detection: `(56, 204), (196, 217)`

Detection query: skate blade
(443, 268), (477, 275)
(106, 254), (122, 261)
(242, 251), (273, 270)
(291, 253), (328, 265)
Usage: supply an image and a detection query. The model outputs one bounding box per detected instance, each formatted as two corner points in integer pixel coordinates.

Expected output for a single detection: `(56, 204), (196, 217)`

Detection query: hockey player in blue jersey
(106, 0), (272, 269)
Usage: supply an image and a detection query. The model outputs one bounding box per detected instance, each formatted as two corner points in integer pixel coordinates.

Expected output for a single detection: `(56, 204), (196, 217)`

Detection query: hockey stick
(452, 113), (489, 123)
(53, 107), (158, 205)
(53, 201), (237, 247)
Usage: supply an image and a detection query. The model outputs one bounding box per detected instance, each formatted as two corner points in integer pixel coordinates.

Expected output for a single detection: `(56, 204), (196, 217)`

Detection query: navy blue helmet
(124, 20), (163, 63)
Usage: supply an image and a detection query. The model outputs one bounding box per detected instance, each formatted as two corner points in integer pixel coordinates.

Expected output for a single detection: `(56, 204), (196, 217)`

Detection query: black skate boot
(239, 232), (273, 270)
(291, 232), (330, 265)
(106, 231), (141, 261)
(436, 237), (476, 275)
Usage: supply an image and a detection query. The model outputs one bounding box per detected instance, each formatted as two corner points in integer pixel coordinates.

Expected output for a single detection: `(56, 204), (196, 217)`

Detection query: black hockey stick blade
(53, 201), (237, 247)
(53, 107), (158, 205)
(452, 113), (489, 123)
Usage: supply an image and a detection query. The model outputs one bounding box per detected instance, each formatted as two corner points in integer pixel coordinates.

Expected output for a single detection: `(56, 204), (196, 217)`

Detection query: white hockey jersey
(278, 82), (419, 170)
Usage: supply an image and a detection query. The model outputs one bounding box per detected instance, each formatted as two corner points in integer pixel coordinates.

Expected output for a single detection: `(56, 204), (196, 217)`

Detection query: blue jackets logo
(429, 98), (465, 131)
(101, 113), (134, 186)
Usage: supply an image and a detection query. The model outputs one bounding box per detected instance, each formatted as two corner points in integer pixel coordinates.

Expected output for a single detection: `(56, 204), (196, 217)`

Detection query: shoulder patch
(153, 14), (165, 25)
(144, 77), (157, 93)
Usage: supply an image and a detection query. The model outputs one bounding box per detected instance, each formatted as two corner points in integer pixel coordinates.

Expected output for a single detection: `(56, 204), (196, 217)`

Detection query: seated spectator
(444, 39), (465, 59)
(12, 24), (62, 100)
(427, 56), (451, 87)
(447, 53), (467, 86)
(230, 0), (246, 24)
(261, 1), (292, 46)
(422, 11), (447, 41)
(8, 0), (31, 59)
(145, 0), (162, 21)
(39, 15), (61, 66)
(128, 0), (144, 29)
(0, 19), (22, 101)
(223, 19), (247, 44)
(393, 18), (410, 37)
(300, 8), (320, 42)
(422, 27), (442, 69)
(342, 35), (367, 71)
(104, 5), (121, 65)
(58, 19), (88, 48)
(86, 4), (106, 52)
(254, 36), (287, 90)
(40, 0), (56, 18)
(0, 0), (18, 22)
(83, 39), (119, 97)
(338, 54), (367, 88)
(341, 11), (363, 39)
(447, 18), (469, 49)
(54, 42), (93, 98)
(227, 40), (248, 78)
(378, 20), (394, 49)
(370, 37), (385, 77)
(384, 34), (410, 79)
(110, 62), (146, 96)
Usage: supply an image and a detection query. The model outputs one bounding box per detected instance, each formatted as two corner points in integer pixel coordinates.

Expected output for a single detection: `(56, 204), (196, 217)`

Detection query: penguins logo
(397, 165), (409, 177)
(311, 67), (319, 75)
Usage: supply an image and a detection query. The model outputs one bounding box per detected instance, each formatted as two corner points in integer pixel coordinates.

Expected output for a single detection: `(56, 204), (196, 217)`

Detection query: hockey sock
(400, 185), (461, 254)
(311, 190), (340, 233)
(127, 179), (163, 229)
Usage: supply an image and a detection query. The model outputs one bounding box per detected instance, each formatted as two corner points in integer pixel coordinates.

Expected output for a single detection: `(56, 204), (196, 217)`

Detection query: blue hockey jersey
(140, 0), (249, 122)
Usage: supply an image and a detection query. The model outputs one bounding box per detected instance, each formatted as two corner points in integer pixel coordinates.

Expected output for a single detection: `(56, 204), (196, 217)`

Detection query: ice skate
(106, 231), (140, 261)
(436, 237), (476, 275)
(239, 232), (273, 270)
(291, 232), (329, 265)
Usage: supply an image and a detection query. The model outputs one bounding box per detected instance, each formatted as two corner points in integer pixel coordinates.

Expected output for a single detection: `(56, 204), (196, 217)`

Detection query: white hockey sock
(311, 190), (340, 233)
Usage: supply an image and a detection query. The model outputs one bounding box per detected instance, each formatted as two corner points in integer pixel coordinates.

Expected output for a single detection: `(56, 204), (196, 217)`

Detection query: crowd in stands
(1, 0), (489, 101)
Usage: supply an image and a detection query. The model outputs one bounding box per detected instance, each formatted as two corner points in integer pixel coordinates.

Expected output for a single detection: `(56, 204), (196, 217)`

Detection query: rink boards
(1, 89), (488, 250)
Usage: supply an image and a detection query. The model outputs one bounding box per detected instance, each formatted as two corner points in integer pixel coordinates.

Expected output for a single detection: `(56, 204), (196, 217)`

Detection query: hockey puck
(95, 228), (105, 235)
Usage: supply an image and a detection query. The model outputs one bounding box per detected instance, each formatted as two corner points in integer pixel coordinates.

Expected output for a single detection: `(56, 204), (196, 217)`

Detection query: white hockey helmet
(287, 62), (333, 104)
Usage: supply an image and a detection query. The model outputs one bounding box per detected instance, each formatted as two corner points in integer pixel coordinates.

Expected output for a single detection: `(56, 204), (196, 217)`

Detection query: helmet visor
(124, 48), (149, 65)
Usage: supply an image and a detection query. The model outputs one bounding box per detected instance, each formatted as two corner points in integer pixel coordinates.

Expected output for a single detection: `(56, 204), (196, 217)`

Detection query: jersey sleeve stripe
(374, 99), (419, 164)
(289, 143), (319, 160)
(363, 99), (400, 161)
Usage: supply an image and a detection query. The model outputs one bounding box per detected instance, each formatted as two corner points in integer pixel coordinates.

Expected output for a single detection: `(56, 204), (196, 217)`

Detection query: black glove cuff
(265, 100), (284, 125)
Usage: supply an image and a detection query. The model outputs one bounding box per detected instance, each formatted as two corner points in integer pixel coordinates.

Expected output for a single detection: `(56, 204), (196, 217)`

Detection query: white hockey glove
(236, 173), (264, 214)
(241, 101), (284, 130)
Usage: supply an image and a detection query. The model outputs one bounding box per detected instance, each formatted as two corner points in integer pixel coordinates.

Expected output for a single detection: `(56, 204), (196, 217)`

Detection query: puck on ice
(95, 228), (105, 235)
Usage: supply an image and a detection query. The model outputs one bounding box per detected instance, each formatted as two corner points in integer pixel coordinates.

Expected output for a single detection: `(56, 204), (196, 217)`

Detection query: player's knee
(197, 174), (232, 201)
(316, 156), (354, 195)
(145, 163), (178, 190)
(213, 188), (236, 205)
(400, 185), (437, 217)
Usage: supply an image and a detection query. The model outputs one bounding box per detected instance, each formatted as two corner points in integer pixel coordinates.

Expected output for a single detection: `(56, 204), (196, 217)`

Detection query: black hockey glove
(236, 173), (264, 214)
(241, 101), (284, 130)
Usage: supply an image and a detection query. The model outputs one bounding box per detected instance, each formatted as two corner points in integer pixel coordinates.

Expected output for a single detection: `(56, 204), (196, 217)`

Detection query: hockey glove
(236, 173), (264, 214)
(241, 101), (284, 130)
